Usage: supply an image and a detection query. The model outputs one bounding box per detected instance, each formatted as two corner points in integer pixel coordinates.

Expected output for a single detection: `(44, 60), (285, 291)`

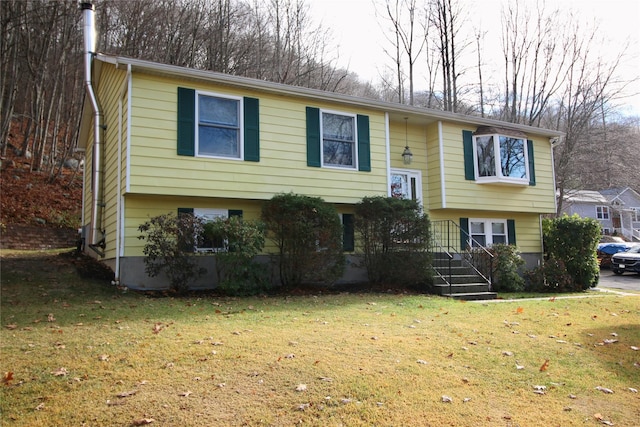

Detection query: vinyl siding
(126, 73), (388, 203)
(439, 123), (556, 214)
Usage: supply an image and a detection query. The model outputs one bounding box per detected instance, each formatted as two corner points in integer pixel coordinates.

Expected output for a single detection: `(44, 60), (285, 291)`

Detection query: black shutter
(459, 217), (469, 250)
(177, 88), (195, 156)
(463, 130), (474, 180)
(306, 107), (321, 167)
(244, 97), (260, 162)
(342, 214), (355, 252)
(507, 219), (517, 245)
(527, 140), (536, 186)
(357, 115), (371, 172)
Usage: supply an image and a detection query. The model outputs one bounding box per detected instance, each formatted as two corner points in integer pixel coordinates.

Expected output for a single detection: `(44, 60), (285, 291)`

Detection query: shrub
(203, 216), (271, 296)
(543, 215), (600, 291)
(489, 244), (525, 292)
(261, 193), (345, 287)
(524, 257), (573, 292)
(137, 212), (206, 294)
(354, 196), (431, 287)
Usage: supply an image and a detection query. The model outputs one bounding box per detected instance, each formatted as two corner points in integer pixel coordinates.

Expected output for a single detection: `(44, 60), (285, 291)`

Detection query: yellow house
(77, 53), (562, 291)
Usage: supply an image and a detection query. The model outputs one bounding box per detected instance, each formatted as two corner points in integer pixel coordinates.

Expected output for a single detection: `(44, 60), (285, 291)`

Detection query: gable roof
(78, 54), (564, 148)
(599, 187), (640, 204)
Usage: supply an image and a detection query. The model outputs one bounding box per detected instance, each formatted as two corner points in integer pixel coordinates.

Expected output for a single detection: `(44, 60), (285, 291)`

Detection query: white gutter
(80, 1), (105, 255)
(438, 121), (446, 208)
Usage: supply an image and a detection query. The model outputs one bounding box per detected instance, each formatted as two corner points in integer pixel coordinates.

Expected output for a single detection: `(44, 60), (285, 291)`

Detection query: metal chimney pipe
(79, 1), (105, 254)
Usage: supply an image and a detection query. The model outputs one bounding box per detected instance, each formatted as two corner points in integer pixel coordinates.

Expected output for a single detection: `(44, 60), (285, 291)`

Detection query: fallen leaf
(51, 367), (67, 377)
(441, 395), (453, 403)
(179, 391), (192, 397)
(295, 384), (307, 392)
(502, 351), (514, 356)
(106, 399), (126, 406)
(417, 359), (428, 365)
(152, 323), (163, 334)
(631, 346), (639, 351)
(297, 403), (310, 411)
(47, 314), (55, 322)
(533, 385), (547, 392)
(595, 386), (614, 394)
(628, 388), (638, 393)
(285, 353), (295, 359)
(515, 362), (525, 370)
(98, 354), (109, 361)
(5, 324), (17, 330)
(2, 372), (14, 385)
(117, 390), (137, 398)
(516, 307), (524, 314)
(131, 419), (155, 426)
(35, 403), (45, 411)
(539, 359), (550, 372)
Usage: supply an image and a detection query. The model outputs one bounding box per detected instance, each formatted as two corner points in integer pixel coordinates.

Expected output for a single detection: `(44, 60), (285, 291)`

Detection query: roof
(563, 190), (608, 204)
(599, 187), (640, 204)
(79, 54), (565, 146)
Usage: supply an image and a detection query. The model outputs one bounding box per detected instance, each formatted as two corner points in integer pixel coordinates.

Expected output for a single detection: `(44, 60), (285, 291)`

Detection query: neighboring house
(560, 188), (640, 241)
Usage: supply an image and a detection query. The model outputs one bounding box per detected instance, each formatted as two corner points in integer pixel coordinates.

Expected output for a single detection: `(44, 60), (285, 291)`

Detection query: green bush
(261, 193), (345, 287)
(489, 244), (525, 292)
(354, 196), (431, 287)
(203, 216), (271, 296)
(542, 215), (600, 291)
(524, 257), (573, 292)
(137, 212), (206, 294)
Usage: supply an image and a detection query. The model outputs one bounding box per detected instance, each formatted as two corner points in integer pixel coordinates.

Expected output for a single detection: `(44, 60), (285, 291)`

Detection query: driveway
(597, 268), (640, 292)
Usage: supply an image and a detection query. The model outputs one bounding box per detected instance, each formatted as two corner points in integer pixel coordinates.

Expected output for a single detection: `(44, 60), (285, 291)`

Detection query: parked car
(611, 245), (640, 275)
(597, 242), (638, 268)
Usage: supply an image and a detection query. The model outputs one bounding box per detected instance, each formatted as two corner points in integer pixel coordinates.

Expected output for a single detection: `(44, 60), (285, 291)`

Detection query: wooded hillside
(1, 0), (638, 228)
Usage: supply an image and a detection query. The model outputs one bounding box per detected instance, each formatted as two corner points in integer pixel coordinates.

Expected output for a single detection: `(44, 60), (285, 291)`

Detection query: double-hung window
(194, 208), (228, 252)
(596, 206), (610, 220)
(197, 92), (242, 159)
(469, 219), (508, 247)
(321, 111), (357, 169)
(632, 208), (640, 222)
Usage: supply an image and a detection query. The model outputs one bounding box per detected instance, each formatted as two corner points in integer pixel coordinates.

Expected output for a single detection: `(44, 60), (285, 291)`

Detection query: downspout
(80, 1), (105, 256)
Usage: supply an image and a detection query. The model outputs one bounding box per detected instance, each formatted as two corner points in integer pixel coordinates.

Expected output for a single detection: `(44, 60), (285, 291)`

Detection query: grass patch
(2, 251), (639, 426)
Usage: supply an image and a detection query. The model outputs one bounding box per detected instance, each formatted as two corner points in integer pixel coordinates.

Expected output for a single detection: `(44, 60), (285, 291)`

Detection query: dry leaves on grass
(3, 371), (14, 385)
(51, 367), (67, 377)
(131, 418), (155, 426)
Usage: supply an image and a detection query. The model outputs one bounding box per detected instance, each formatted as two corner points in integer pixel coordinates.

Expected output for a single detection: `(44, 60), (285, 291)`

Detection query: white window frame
(596, 205), (610, 220)
(320, 109), (358, 170)
(390, 168), (423, 205)
(473, 134), (529, 185)
(468, 218), (508, 247)
(194, 208), (228, 252)
(631, 207), (640, 222)
(195, 90), (244, 160)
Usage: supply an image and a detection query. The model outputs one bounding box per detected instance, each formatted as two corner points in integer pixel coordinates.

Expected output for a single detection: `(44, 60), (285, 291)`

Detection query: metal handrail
(430, 220), (494, 292)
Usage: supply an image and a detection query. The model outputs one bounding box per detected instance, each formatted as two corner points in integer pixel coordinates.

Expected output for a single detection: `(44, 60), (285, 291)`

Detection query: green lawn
(1, 250), (639, 426)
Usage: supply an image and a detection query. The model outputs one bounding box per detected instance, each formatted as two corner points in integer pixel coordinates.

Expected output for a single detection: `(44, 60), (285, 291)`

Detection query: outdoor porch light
(402, 117), (413, 164)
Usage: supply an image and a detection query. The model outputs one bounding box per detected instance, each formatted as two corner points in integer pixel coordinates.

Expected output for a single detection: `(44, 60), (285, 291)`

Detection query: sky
(307, 0), (640, 115)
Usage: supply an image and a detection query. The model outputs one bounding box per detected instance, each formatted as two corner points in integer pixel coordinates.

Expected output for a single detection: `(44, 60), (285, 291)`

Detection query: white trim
(390, 168), (423, 206)
(195, 90), (244, 160)
(438, 121), (446, 208)
(319, 108), (358, 170)
(125, 64), (132, 193)
(385, 113), (391, 197)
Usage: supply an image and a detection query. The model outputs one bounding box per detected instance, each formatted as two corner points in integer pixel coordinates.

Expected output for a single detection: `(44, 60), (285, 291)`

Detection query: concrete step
(431, 283), (491, 295)
(433, 274), (486, 285)
(442, 292), (498, 301)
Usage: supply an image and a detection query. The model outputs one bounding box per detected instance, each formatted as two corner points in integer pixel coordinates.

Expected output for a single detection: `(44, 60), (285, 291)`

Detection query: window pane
(471, 235), (486, 247)
(470, 222), (485, 233)
(493, 235), (506, 244)
(198, 126), (239, 157)
(499, 136), (526, 178)
(199, 96), (238, 126)
(322, 113), (354, 141)
(323, 140), (354, 166)
(492, 222), (505, 234)
(391, 174), (409, 199)
(476, 136), (495, 177)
